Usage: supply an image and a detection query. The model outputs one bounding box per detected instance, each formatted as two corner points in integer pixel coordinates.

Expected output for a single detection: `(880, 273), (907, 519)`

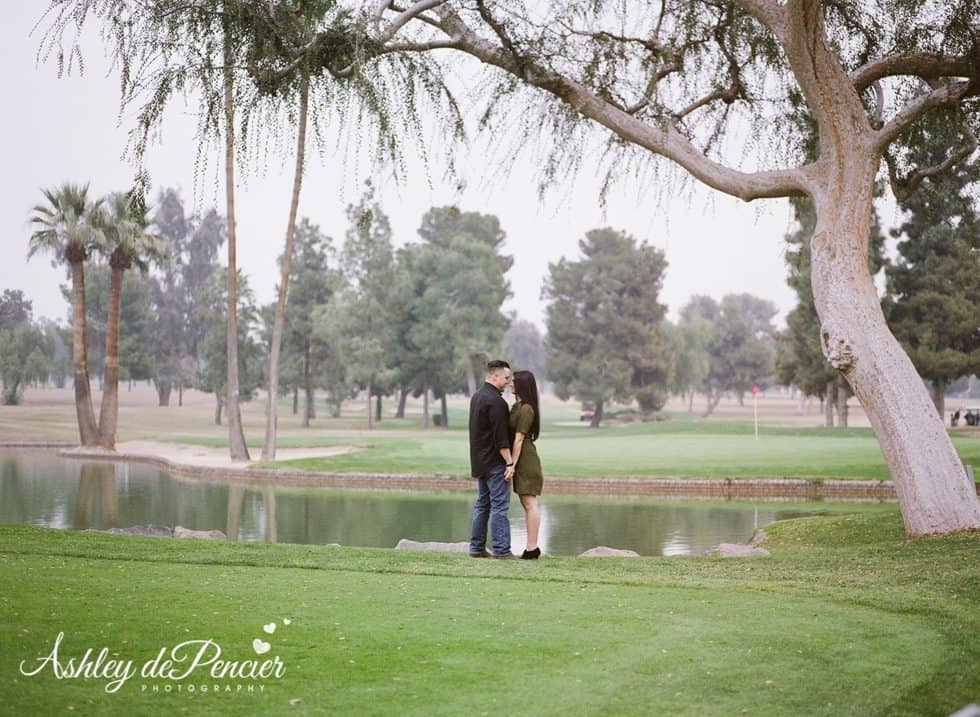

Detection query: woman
(509, 370), (544, 559)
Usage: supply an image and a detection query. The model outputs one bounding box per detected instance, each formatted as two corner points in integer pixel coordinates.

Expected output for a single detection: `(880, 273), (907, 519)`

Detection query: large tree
(280, 218), (342, 427)
(0, 293), (52, 405)
(27, 184), (104, 446)
(780, 195), (885, 427)
(349, 0), (980, 535)
(884, 119), (980, 418)
(194, 269), (264, 426)
(544, 228), (670, 427)
(417, 206), (513, 394)
(340, 185), (399, 430)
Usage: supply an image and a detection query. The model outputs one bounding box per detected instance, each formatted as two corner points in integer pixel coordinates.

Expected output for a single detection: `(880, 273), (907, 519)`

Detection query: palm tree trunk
(97, 264), (124, 449)
(223, 18), (249, 461)
(262, 73), (310, 461)
(70, 259), (99, 446)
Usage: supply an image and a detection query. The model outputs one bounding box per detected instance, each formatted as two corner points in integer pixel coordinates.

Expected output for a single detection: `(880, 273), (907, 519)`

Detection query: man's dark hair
(486, 359), (510, 372)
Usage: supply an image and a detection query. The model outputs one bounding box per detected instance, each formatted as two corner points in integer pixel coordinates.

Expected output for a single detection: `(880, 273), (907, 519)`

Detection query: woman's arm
(512, 432), (525, 466)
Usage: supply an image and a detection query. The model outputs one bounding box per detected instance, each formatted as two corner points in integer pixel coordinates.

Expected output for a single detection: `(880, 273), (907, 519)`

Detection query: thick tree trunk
(178, 381), (183, 407)
(590, 399), (603, 428)
(223, 18), (249, 461)
(262, 74), (310, 461)
(376, 393), (382, 423)
(97, 264), (124, 449)
(292, 385), (299, 415)
(824, 381), (835, 428)
(422, 372), (430, 429)
(396, 386), (408, 418)
(809, 158), (980, 535)
(687, 391), (695, 413)
(155, 379), (172, 407)
(214, 396), (223, 426)
(69, 259), (99, 446)
(440, 393), (448, 428)
(931, 378), (946, 419)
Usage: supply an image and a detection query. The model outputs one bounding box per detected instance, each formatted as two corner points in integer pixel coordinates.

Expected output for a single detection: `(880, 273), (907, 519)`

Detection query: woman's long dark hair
(512, 370), (540, 441)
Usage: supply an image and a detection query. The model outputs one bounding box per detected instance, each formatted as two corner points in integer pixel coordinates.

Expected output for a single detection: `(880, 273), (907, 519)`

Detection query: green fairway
(253, 419), (980, 481)
(1, 512), (978, 716)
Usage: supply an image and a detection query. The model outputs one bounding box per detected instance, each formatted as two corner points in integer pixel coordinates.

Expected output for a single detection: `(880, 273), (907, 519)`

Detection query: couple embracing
(468, 359), (543, 560)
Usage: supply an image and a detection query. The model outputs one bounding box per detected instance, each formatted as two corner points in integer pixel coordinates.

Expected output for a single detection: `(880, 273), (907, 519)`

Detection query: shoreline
(0, 439), (910, 499)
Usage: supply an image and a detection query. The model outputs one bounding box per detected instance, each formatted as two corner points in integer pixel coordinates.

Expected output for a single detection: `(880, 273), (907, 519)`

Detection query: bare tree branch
(874, 79), (978, 152)
(429, 5), (807, 201)
(378, 0), (447, 44)
(852, 53), (977, 94)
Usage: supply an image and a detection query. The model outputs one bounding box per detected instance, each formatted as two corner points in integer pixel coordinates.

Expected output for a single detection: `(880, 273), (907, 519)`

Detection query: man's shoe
(469, 550), (492, 558)
(491, 552), (519, 559)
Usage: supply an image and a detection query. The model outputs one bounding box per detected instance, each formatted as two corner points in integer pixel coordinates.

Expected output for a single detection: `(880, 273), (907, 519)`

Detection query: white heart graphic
(253, 639), (271, 655)
(263, 622), (276, 634)
(283, 618), (291, 626)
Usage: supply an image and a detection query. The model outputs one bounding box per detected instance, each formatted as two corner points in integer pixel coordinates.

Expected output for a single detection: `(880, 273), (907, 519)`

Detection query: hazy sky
(2, 5), (860, 332)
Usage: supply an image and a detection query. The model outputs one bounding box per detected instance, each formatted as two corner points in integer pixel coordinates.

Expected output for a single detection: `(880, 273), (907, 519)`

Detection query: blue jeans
(469, 465), (511, 555)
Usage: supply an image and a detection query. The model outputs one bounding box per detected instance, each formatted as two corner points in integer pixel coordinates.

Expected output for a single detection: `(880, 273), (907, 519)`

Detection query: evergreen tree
(544, 228), (670, 427)
(884, 120), (980, 418)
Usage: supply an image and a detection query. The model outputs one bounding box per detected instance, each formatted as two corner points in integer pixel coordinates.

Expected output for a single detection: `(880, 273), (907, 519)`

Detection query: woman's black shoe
(521, 548), (541, 560)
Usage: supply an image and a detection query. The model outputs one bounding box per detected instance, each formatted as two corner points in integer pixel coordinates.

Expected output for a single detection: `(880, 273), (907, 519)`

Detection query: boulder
(174, 526), (227, 541)
(92, 524), (173, 538)
(717, 543), (770, 557)
(395, 539), (470, 553)
(579, 546), (640, 558)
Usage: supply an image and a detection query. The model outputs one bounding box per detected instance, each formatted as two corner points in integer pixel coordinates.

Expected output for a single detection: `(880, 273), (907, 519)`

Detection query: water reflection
(0, 449), (886, 556)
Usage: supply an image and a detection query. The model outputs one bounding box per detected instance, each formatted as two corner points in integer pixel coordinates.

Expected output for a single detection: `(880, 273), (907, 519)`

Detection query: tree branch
(884, 127), (979, 202)
(378, 0), (447, 44)
(874, 79), (978, 152)
(732, 0), (787, 38)
(851, 53), (977, 94)
(431, 5), (807, 201)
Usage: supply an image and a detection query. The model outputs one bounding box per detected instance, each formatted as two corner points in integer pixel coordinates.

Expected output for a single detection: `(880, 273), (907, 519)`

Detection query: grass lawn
(254, 419), (980, 481)
(0, 512), (977, 716)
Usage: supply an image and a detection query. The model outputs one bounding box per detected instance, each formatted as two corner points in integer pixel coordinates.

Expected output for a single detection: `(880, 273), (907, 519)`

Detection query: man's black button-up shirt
(469, 381), (510, 478)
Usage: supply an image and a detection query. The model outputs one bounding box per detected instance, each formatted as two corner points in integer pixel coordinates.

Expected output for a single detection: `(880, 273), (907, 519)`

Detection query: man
(468, 359), (517, 558)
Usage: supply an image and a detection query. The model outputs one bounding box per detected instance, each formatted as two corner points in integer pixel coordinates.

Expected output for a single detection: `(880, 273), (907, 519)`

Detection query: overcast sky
(2, 5), (888, 333)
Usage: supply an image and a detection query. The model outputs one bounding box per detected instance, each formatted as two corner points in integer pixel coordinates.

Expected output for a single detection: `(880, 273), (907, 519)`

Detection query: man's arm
(490, 399), (515, 481)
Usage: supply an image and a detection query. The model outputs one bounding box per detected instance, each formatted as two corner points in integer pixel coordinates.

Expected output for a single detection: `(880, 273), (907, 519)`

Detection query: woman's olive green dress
(509, 402), (543, 496)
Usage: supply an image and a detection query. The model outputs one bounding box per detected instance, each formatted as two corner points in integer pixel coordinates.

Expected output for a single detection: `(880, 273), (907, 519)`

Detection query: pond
(0, 449), (888, 556)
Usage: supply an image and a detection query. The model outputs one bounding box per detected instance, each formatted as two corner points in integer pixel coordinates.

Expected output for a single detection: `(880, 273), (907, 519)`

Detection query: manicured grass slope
(1, 513), (977, 716)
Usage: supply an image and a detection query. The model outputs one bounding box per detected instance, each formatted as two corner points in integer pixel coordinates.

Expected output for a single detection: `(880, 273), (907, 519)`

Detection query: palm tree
(95, 192), (164, 449)
(27, 183), (104, 446)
